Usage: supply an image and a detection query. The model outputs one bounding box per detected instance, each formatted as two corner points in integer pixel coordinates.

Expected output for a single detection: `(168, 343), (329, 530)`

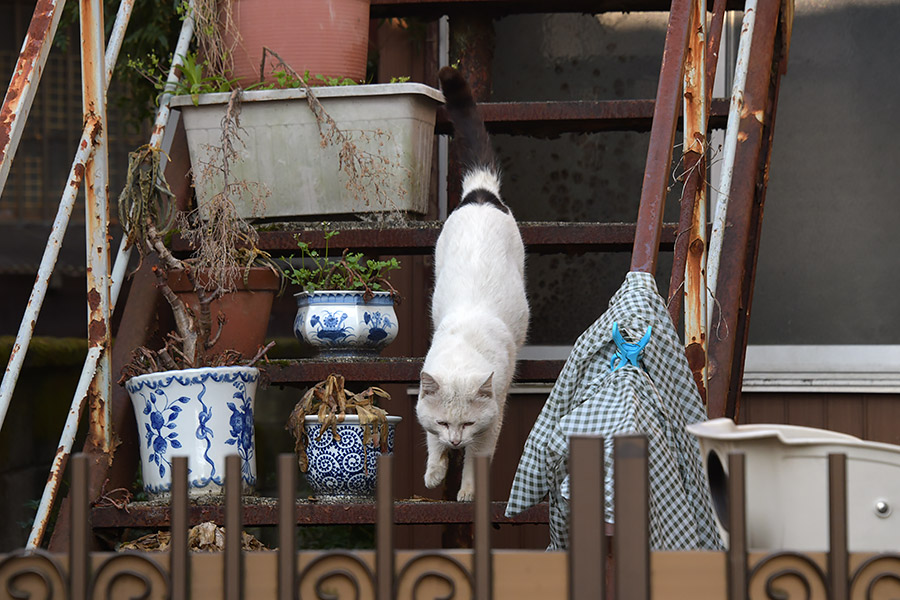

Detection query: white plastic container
(687, 418), (900, 551)
(171, 83), (444, 219)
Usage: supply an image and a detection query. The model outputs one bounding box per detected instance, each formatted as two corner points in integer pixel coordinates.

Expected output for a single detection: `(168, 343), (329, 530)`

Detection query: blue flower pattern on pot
(225, 379), (256, 484)
(195, 382), (216, 479)
(294, 291), (398, 356)
(142, 389), (190, 479)
(364, 311), (394, 344)
(304, 418), (399, 500)
(310, 310), (353, 344)
(126, 368), (260, 496)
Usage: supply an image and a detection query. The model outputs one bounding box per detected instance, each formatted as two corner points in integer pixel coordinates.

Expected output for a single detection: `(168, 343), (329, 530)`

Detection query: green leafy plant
(130, 51), (366, 104)
(282, 228), (400, 300)
(271, 68), (359, 89)
(129, 51), (248, 106)
(286, 374), (392, 473)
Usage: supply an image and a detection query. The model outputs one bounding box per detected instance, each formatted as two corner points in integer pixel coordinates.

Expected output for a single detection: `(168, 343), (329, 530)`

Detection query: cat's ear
(476, 373), (494, 399)
(420, 372), (440, 395)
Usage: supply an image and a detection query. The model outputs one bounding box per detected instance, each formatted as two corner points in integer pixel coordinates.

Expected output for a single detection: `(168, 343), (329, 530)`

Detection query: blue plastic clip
(610, 322), (652, 372)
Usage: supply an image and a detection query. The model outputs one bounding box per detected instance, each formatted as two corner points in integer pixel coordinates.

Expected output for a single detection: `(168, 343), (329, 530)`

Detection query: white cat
(417, 67), (530, 502)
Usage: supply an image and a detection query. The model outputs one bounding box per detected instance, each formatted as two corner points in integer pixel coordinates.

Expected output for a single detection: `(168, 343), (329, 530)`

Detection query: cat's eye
(463, 422), (475, 427)
(437, 421), (448, 427)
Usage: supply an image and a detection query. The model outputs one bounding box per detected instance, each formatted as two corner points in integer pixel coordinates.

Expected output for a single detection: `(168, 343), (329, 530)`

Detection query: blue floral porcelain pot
(125, 366), (258, 498)
(294, 290), (398, 356)
(304, 414), (401, 500)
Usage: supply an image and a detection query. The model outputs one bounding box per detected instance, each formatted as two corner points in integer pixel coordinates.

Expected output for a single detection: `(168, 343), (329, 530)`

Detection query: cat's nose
(450, 440), (461, 447)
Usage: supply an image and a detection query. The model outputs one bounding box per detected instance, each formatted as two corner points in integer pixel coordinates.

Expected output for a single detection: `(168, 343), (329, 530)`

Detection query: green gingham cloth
(505, 271), (723, 550)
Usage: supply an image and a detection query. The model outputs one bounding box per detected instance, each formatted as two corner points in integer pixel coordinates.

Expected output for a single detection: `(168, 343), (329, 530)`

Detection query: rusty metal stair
(46, 0), (793, 547)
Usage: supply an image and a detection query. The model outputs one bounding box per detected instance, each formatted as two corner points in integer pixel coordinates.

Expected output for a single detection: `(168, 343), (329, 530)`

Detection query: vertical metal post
(706, 0), (759, 307)
(278, 454), (297, 600)
(80, 0), (112, 453)
(569, 436), (606, 600)
(614, 436), (649, 600)
(705, 0), (784, 419)
(727, 453), (747, 600)
(683, 0), (709, 404)
(828, 454), (848, 600)
(631, 0), (693, 274)
(474, 454), (492, 600)
(226, 455), (243, 600)
(376, 454), (394, 600)
(171, 456), (190, 600)
(70, 453), (90, 600)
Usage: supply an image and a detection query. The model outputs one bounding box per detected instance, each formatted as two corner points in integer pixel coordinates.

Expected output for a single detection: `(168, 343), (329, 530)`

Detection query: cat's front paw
(456, 485), (475, 502)
(424, 463), (447, 488)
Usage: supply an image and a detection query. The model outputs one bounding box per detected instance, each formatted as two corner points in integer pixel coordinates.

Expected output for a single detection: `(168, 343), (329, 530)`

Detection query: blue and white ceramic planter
(125, 366), (259, 499)
(294, 290), (398, 356)
(304, 414), (401, 500)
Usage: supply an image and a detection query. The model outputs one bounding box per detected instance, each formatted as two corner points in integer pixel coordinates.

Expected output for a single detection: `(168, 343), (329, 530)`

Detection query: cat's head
(416, 371), (497, 449)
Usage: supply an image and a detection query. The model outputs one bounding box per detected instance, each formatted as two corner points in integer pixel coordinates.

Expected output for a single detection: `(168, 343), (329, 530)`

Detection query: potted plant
(116, 140), (279, 499)
(286, 373), (401, 500)
(192, 0), (371, 89)
(283, 228), (401, 357)
(165, 48), (444, 221)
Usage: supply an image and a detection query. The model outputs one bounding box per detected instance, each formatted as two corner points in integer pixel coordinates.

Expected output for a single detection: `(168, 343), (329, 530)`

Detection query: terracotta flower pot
(226, 0), (371, 88)
(167, 267), (281, 359)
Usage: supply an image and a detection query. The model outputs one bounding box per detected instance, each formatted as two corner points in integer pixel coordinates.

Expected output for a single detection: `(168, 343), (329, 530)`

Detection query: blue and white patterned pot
(304, 414), (401, 500)
(125, 366), (258, 498)
(294, 290), (398, 356)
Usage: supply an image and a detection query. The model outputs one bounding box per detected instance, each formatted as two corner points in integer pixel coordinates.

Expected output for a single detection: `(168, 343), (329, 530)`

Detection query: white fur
(417, 170), (529, 501)
(461, 167), (502, 199)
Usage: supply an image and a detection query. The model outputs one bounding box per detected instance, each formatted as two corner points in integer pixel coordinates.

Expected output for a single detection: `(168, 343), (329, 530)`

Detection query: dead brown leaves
(286, 374), (391, 473)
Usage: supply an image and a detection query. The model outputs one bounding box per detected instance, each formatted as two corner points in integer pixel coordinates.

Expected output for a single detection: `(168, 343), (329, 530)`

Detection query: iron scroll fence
(2, 437), (900, 599)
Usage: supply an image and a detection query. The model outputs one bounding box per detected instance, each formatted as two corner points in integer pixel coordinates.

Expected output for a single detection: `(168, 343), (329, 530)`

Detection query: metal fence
(2, 435), (900, 599)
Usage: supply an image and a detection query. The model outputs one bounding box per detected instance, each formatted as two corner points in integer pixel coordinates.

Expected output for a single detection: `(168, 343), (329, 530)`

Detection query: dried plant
(261, 48), (411, 222)
(286, 374), (392, 473)
(117, 90), (278, 379)
(183, 88), (274, 293)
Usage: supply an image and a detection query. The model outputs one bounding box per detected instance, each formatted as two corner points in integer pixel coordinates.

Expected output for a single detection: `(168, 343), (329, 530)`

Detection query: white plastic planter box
(170, 84), (444, 219)
(688, 418), (900, 551)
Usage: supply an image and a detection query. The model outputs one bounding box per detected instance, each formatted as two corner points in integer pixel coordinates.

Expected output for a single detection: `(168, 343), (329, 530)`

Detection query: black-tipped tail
(438, 66), (496, 170)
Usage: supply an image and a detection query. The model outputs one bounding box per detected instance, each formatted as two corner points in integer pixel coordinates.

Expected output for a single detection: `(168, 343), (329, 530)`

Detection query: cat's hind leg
(424, 431), (449, 489)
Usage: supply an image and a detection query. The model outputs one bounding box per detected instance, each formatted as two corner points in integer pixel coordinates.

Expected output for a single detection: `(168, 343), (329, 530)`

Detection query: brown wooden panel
(864, 395), (900, 445)
(492, 393), (550, 549)
(824, 395), (866, 439)
(738, 393), (787, 425)
(786, 395), (826, 430)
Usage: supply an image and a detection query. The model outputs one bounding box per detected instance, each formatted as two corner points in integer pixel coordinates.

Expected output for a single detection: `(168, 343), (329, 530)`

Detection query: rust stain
(87, 287), (102, 312)
(689, 238), (705, 255)
(0, 0), (56, 161)
(737, 131), (749, 143)
(753, 109), (765, 124)
(73, 163), (84, 181)
(89, 318), (107, 341)
(685, 342), (707, 403)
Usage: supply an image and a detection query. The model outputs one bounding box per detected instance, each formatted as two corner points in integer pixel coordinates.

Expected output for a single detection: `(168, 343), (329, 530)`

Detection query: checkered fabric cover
(505, 271), (723, 550)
